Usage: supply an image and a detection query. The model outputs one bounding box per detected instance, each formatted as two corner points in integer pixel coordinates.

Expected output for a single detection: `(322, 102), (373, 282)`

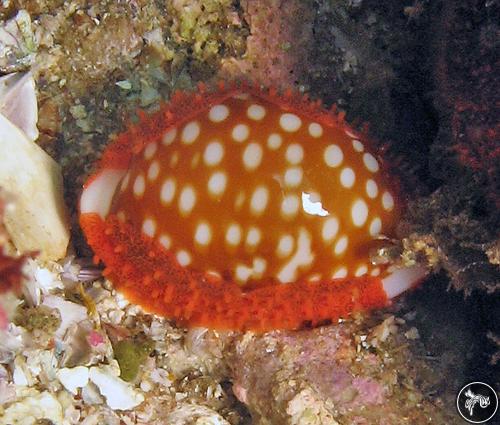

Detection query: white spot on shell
(363, 152), (379, 172)
(370, 267), (381, 276)
(366, 179), (378, 198)
(147, 161), (160, 181)
(267, 133), (282, 150)
(280, 113), (302, 132)
(277, 229), (314, 282)
(277, 234), (294, 258)
(352, 139), (364, 152)
(355, 265), (368, 277)
(369, 217), (382, 237)
(281, 195), (300, 218)
(208, 172), (227, 197)
(324, 145), (343, 168)
(181, 121), (200, 144)
(332, 267), (347, 279)
(158, 234), (172, 250)
(203, 141), (224, 166)
(176, 250), (191, 266)
(245, 227), (261, 248)
(243, 143), (263, 170)
(382, 192), (394, 211)
(334, 236), (348, 256)
(226, 224), (242, 246)
(285, 144), (304, 165)
(308, 122), (323, 138)
(144, 143), (157, 160)
(253, 257), (267, 275)
(235, 264), (253, 282)
(142, 218), (156, 237)
(250, 186), (269, 215)
(232, 124), (249, 142)
(133, 174), (145, 198)
(194, 222), (212, 246)
(340, 167), (356, 188)
(284, 167), (303, 187)
(247, 104), (266, 120)
(351, 199), (368, 227)
(160, 178), (176, 204)
(179, 185), (196, 215)
(162, 128), (177, 145)
(209, 104), (229, 122)
(322, 217), (339, 241)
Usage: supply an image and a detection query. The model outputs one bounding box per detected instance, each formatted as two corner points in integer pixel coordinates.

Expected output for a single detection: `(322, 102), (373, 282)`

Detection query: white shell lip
(80, 169), (126, 219)
(381, 265), (428, 299)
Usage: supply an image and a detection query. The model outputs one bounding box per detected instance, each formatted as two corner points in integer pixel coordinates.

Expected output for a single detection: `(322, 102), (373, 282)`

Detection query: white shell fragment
(56, 366), (90, 395)
(89, 365), (145, 410)
(0, 72), (69, 261)
(42, 295), (87, 339)
(1, 390), (64, 425)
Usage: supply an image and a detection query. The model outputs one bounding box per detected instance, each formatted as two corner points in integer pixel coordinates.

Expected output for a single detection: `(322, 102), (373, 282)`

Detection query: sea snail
(80, 82), (427, 331)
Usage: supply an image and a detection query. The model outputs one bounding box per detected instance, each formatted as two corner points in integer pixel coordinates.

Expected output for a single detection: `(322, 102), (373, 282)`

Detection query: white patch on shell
(308, 123), (323, 138)
(352, 139), (364, 152)
(334, 236), (349, 256)
(363, 152), (379, 172)
(162, 128), (177, 145)
(340, 167), (356, 188)
(203, 141), (224, 166)
(369, 217), (382, 237)
(355, 265), (368, 277)
(245, 227), (261, 248)
(322, 217), (339, 241)
(133, 174), (146, 198)
(158, 234), (172, 250)
(208, 104), (229, 122)
(176, 250), (191, 266)
(194, 222), (212, 246)
(277, 234), (294, 258)
(279, 113), (302, 132)
(181, 121), (200, 144)
(178, 185), (196, 215)
(207, 172), (227, 197)
(366, 179), (378, 199)
(351, 199), (369, 227)
(247, 104), (266, 120)
(250, 186), (269, 215)
(142, 218), (156, 237)
(281, 195), (300, 218)
(285, 144), (304, 165)
(382, 192), (394, 211)
(267, 133), (282, 150)
(225, 223), (242, 246)
(147, 161), (160, 181)
(243, 143), (263, 170)
(160, 178), (176, 204)
(277, 228), (314, 283)
(332, 267), (348, 279)
(324, 145), (343, 168)
(143, 142), (157, 160)
(232, 124), (249, 142)
(284, 167), (303, 187)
